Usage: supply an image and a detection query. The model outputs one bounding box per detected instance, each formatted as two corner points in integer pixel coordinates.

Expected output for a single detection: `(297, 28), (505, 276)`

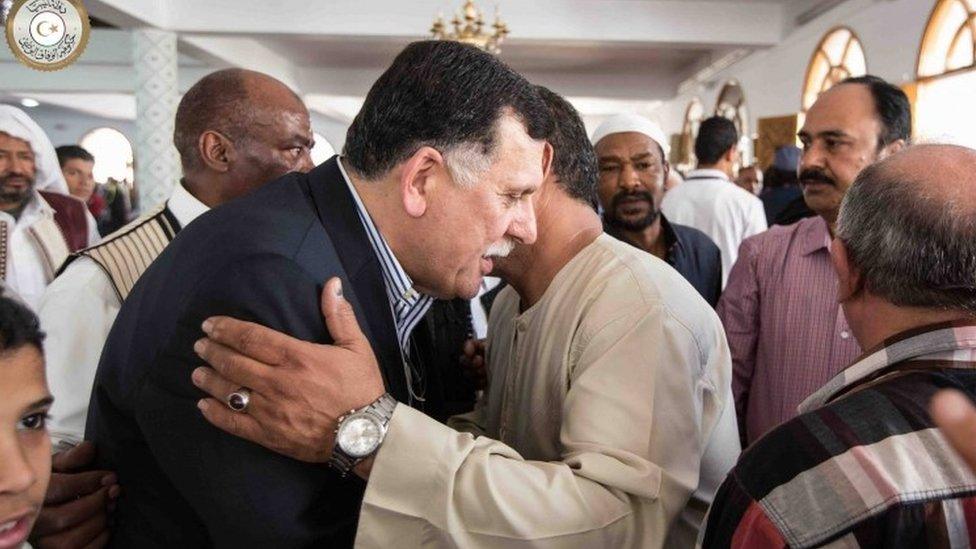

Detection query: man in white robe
(0, 106), (100, 310)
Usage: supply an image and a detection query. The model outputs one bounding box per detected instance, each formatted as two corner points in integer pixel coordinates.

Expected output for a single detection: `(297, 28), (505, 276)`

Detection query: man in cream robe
(426, 89), (740, 548)
(444, 228), (740, 546)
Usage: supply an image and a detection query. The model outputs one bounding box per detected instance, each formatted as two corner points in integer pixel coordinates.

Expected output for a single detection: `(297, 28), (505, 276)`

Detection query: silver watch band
(366, 392), (398, 422)
(328, 393), (397, 475)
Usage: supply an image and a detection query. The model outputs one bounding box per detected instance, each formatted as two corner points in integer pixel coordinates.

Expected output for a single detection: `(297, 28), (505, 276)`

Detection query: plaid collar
(800, 319), (976, 412)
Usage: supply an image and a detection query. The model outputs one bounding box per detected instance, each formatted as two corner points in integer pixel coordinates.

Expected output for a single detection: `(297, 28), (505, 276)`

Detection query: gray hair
(442, 141), (494, 188)
(836, 148), (976, 314)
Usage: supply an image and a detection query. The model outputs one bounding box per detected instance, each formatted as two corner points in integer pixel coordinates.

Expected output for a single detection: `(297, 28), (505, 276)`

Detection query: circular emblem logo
(5, 0), (90, 71)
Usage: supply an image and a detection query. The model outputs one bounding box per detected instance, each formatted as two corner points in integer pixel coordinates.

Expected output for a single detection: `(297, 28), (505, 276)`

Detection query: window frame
(917, 0), (976, 82)
(801, 26), (867, 111)
(78, 126), (135, 185)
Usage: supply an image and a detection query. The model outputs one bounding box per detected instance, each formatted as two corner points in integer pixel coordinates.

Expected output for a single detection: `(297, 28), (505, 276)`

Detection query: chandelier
(430, 0), (509, 55)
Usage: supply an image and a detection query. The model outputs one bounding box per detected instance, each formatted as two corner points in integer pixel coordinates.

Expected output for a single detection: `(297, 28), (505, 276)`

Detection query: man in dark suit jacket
(87, 40), (552, 547)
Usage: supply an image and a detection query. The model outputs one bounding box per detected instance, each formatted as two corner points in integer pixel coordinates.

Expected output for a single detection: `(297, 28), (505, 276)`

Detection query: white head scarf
(591, 113), (671, 156)
(0, 104), (69, 195)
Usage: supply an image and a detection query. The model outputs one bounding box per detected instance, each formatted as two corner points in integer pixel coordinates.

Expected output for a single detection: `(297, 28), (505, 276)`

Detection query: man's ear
(541, 141), (554, 180)
(830, 238), (861, 303)
(198, 131), (235, 173)
(724, 145), (738, 164)
(662, 159), (671, 188)
(399, 146), (445, 218)
(880, 138), (907, 160)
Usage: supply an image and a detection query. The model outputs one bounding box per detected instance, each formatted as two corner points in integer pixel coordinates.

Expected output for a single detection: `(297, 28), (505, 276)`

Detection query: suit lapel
(303, 157), (409, 403)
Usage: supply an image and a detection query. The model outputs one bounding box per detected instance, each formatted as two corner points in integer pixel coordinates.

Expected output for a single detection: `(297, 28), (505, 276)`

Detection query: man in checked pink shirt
(718, 75), (911, 446)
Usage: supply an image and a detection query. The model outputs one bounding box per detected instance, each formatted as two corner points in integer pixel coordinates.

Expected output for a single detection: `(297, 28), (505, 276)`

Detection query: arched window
(310, 132), (337, 166)
(79, 127), (134, 184)
(916, 0), (976, 147)
(677, 98), (704, 170)
(802, 27), (867, 110)
(918, 0), (976, 77)
(715, 80), (753, 165)
(715, 80), (749, 140)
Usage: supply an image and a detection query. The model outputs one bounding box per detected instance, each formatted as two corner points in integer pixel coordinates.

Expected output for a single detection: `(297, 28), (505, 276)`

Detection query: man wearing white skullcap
(592, 113), (723, 307)
(0, 105), (99, 310)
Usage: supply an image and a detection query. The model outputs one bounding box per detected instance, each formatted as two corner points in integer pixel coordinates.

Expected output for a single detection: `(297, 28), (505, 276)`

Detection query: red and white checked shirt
(717, 215), (861, 446)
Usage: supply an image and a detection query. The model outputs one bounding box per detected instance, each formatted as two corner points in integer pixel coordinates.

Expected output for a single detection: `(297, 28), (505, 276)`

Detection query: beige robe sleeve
(446, 395), (488, 438)
(356, 301), (719, 548)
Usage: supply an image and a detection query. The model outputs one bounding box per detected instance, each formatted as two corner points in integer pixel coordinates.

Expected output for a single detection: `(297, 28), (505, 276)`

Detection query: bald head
(173, 69), (314, 206)
(874, 144), (976, 207)
(837, 144), (976, 314)
(175, 69), (305, 171)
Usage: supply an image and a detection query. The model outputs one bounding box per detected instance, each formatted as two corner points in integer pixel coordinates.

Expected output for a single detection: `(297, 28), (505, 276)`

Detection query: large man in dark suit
(86, 40), (553, 547)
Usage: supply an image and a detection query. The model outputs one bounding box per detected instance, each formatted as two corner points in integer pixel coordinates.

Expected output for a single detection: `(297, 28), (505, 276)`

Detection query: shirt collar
(800, 320), (976, 412)
(685, 168), (730, 182)
(798, 215), (832, 256)
(168, 181), (209, 228)
(337, 158), (424, 305)
(337, 159), (434, 403)
(660, 214), (682, 260)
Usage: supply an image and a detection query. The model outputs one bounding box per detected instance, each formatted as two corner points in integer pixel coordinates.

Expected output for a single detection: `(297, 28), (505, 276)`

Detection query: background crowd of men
(1, 38), (976, 548)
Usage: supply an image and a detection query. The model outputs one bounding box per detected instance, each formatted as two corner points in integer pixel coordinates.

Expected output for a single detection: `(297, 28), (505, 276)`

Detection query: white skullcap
(0, 104), (69, 195)
(591, 113), (670, 156)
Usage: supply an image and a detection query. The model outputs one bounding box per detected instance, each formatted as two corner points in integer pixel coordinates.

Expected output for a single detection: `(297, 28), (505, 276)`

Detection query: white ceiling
(1, 0), (840, 144)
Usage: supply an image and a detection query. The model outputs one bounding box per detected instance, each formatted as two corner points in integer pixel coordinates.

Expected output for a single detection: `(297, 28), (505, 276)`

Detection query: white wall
(309, 112), (349, 155)
(2, 103), (136, 148)
(4, 101), (351, 168)
(656, 0), (933, 139)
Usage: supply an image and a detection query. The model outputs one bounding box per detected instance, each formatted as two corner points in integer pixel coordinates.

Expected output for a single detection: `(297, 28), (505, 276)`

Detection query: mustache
(799, 169), (835, 187)
(485, 239), (516, 258)
(0, 173), (32, 185)
(610, 189), (655, 209)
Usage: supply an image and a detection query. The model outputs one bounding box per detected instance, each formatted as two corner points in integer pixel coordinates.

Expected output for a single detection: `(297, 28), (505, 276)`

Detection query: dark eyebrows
(0, 147), (34, 157)
(598, 152), (654, 163)
(25, 395), (54, 412)
(282, 133), (312, 148)
(798, 129), (853, 140)
(819, 130), (853, 139)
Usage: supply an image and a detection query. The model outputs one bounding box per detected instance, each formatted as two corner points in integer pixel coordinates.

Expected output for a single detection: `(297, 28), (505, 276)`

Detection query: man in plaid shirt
(700, 144), (976, 548)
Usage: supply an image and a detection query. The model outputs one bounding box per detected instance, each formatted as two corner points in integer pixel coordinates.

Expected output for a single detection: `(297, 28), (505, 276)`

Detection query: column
(132, 28), (180, 213)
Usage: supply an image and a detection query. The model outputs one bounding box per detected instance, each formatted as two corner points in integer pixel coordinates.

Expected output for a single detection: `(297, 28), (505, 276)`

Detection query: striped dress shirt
(338, 160), (434, 402)
(700, 321), (976, 548)
(717, 215), (861, 446)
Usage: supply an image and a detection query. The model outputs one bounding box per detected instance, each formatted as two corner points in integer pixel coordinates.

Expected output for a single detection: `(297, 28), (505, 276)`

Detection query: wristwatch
(328, 393), (397, 476)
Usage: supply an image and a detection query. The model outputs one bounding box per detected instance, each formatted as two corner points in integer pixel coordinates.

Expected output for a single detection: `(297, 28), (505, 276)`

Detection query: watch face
(337, 414), (383, 458)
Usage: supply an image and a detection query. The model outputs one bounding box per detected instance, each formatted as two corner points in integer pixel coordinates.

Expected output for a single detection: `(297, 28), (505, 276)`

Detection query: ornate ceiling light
(430, 0), (508, 55)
